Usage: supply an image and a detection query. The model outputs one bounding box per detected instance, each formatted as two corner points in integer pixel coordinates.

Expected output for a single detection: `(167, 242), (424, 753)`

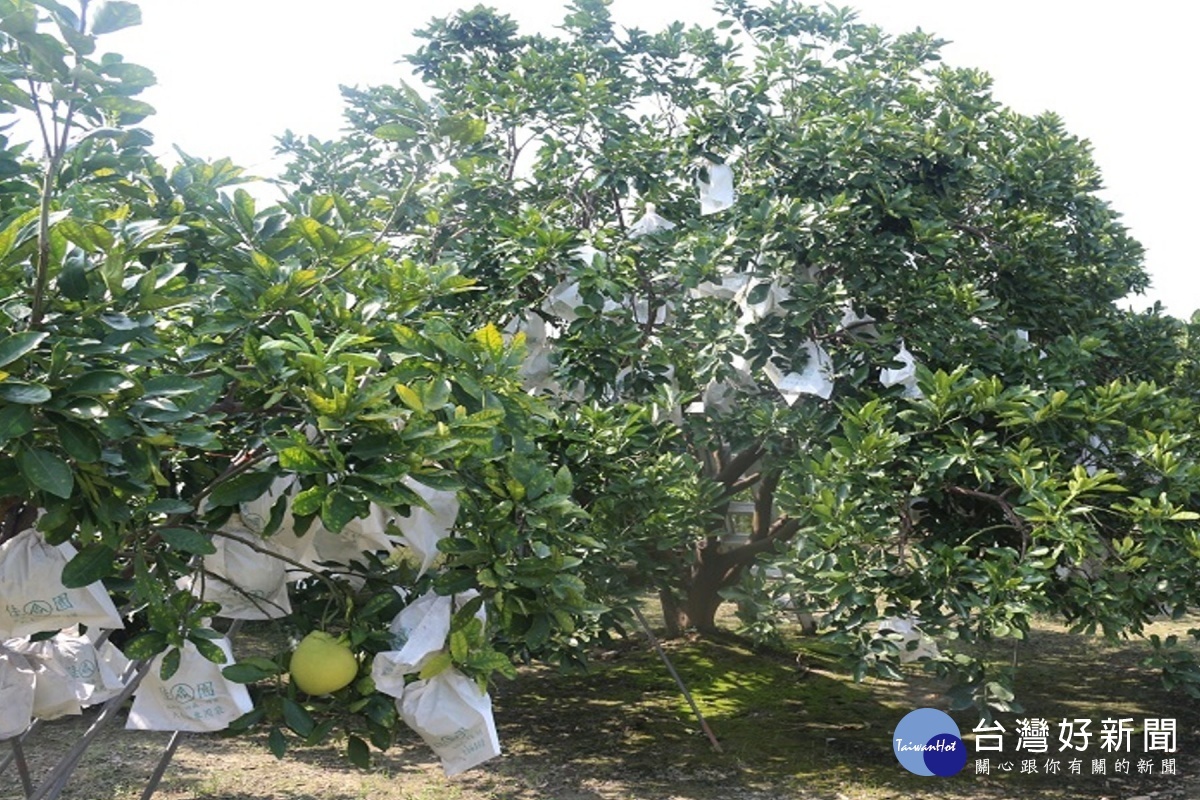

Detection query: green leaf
(746, 281), (771, 305)
(0, 5), (37, 35)
(395, 384), (423, 412)
(291, 485), (326, 516)
(0, 208), (42, 261)
(232, 188), (256, 231)
(18, 446), (74, 498)
(268, 726), (288, 759)
(526, 613), (551, 649)
(123, 630), (168, 660)
(56, 218), (114, 252)
(276, 446), (325, 474)
(91, 1), (142, 34)
(282, 697), (315, 737)
(146, 498), (194, 514)
(320, 490), (360, 533)
(373, 123), (418, 142)
(226, 707), (265, 733)
(0, 382), (52, 404)
(99, 61), (156, 88)
(61, 542), (115, 588)
(0, 331), (47, 368)
(346, 735), (370, 769)
(207, 471), (277, 508)
(0, 404), (34, 442)
(142, 376), (203, 397)
(159, 527), (216, 556)
(91, 94), (155, 118)
(449, 629), (469, 662)
(473, 323), (504, 358)
(191, 637), (228, 665)
(330, 236), (375, 265)
(435, 114), (486, 145)
(417, 651), (452, 680)
(222, 658), (280, 683)
(55, 419), (101, 463)
(305, 719), (337, 747)
(0, 81), (36, 111)
(159, 647), (181, 681)
(100, 251), (126, 295)
(67, 370), (135, 396)
(290, 216), (339, 251)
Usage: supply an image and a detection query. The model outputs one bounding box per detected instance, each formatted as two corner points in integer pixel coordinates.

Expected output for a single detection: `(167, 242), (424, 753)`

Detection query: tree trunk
(658, 540), (745, 636)
(656, 443), (804, 637)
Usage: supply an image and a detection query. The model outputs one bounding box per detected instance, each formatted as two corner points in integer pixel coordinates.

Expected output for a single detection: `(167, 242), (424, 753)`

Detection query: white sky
(108, 1), (1198, 318)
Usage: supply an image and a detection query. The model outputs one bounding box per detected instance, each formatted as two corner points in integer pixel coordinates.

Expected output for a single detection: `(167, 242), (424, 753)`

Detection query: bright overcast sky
(108, 1), (1197, 318)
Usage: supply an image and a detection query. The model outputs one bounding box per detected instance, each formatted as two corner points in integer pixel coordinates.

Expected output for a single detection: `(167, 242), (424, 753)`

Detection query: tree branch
(751, 471), (781, 541)
(947, 485), (1028, 534)
(727, 516), (801, 567)
(714, 440), (765, 488)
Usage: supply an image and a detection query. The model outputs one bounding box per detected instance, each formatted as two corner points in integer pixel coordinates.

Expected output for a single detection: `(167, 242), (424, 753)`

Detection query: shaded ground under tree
(5, 615), (1197, 800)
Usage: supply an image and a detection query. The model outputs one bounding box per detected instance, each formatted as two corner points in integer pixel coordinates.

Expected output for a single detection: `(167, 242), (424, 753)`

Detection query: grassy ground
(4, 614), (1197, 800)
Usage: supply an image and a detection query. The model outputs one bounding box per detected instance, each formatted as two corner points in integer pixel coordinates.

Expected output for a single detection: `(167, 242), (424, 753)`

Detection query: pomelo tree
(279, 0), (1200, 706)
(0, 0), (597, 764)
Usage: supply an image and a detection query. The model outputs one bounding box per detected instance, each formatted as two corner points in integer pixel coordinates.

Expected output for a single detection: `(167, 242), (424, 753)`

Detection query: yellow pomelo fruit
(289, 631), (358, 695)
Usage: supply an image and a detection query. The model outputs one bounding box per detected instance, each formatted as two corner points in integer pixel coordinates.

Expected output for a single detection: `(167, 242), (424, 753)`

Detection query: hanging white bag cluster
(185, 472), (458, 614)
(0, 527), (128, 737)
(126, 638), (252, 733)
(370, 589), (499, 775)
(5, 627), (130, 720)
(0, 528), (124, 638)
(252, 478), (397, 581)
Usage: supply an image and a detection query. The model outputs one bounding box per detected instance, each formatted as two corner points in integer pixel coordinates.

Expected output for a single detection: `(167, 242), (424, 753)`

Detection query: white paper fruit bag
(394, 478), (459, 577)
(0, 528), (124, 638)
(7, 627), (128, 709)
(399, 667), (500, 776)
(127, 638), (252, 732)
(697, 161), (735, 215)
(181, 530), (292, 620)
(0, 647), (36, 739)
(371, 589), (483, 699)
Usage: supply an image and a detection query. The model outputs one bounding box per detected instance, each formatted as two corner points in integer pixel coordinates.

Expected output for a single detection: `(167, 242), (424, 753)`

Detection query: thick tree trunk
(657, 442), (804, 637)
(658, 540), (746, 636)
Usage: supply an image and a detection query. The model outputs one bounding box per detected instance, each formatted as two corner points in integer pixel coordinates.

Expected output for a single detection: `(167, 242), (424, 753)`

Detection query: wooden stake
(633, 607), (723, 753)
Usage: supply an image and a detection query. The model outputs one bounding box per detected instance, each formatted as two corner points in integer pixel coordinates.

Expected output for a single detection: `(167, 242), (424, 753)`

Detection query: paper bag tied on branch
(400, 667), (501, 776)
(126, 638), (253, 733)
(0, 528), (124, 638)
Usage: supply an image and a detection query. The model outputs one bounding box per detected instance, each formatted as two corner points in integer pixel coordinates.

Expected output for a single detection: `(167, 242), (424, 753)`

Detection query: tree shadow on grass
(460, 625), (1200, 800)
(456, 636), (922, 800)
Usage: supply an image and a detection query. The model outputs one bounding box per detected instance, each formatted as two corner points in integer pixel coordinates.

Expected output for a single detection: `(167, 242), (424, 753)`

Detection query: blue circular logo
(893, 708), (966, 776)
